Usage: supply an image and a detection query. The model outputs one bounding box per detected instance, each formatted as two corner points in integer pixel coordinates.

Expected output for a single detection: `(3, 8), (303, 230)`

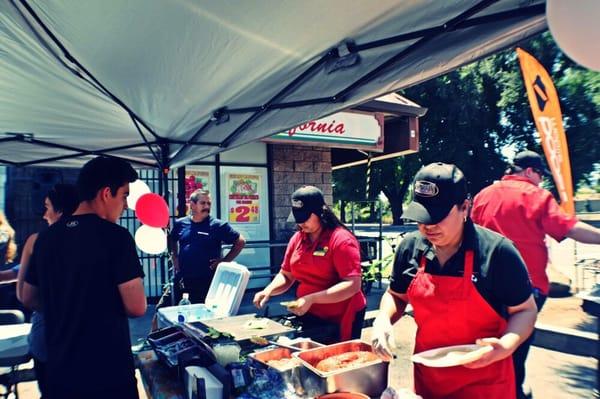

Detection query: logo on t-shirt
(66, 221), (79, 228)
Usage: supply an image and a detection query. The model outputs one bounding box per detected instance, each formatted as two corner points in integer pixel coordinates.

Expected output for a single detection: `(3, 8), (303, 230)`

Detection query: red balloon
(135, 193), (169, 228)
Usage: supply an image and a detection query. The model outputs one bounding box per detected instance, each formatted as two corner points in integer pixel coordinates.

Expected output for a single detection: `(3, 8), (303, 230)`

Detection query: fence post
(378, 200), (383, 289)
(351, 201), (355, 233)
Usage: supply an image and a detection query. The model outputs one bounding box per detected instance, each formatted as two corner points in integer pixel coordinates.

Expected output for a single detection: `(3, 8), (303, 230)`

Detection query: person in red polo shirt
(471, 150), (600, 399)
(253, 186), (366, 343)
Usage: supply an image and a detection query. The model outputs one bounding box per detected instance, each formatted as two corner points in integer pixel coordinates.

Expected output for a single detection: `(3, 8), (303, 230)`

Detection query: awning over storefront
(0, 0), (546, 168)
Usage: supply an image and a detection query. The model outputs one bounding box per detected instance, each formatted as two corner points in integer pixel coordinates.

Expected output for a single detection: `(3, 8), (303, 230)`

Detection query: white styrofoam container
(157, 262), (250, 328)
(0, 323), (31, 357)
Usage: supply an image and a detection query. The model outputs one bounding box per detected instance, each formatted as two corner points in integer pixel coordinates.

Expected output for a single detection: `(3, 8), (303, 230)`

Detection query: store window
(219, 165), (270, 287)
(183, 142), (271, 289)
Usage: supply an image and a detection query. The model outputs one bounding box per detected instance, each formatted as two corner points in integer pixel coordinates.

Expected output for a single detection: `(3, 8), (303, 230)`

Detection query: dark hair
(319, 205), (347, 230)
(190, 189), (210, 203)
(76, 157), (138, 201)
(47, 184), (79, 216)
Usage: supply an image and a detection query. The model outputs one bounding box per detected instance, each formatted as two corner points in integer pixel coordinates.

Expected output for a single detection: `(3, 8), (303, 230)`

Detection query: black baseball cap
(511, 150), (550, 175)
(403, 162), (468, 225)
(287, 186), (325, 224)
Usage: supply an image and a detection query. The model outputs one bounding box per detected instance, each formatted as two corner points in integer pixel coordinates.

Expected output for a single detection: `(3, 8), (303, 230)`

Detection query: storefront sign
(227, 174), (261, 223)
(263, 111), (384, 151)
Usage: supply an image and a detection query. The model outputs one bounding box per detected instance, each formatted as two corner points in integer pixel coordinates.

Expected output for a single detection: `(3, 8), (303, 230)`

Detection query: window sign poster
(220, 166), (269, 288)
(185, 166), (215, 213)
(227, 174), (260, 224)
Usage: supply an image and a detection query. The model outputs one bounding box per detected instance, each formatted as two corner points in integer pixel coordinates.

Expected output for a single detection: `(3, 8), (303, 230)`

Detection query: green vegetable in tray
(206, 327), (233, 340)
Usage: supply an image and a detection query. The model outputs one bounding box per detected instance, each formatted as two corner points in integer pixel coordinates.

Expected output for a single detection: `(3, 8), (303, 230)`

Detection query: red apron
(297, 281), (365, 341)
(407, 250), (515, 399)
(291, 229), (366, 341)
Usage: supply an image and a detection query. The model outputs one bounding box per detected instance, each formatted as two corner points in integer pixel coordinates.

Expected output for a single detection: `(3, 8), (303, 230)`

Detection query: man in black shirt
(22, 157), (147, 399)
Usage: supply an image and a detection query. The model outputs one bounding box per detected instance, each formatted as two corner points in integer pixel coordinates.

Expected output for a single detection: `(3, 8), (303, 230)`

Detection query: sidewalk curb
(533, 322), (598, 357)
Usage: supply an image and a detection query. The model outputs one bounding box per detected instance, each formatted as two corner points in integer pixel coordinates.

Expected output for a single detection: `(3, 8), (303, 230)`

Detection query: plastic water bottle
(177, 292), (191, 323)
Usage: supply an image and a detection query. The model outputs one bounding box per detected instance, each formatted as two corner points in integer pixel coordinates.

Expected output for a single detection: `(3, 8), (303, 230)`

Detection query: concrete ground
(12, 287), (598, 398)
(361, 296), (598, 399)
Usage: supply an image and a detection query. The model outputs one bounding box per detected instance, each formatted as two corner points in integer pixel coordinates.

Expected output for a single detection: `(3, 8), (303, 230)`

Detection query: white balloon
(135, 225), (167, 255)
(547, 0), (600, 71)
(127, 179), (151, 210)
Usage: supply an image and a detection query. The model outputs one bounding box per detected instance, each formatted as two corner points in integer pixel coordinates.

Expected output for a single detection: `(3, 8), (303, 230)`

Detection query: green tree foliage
(400, 60), (509, 193)
(333, 32), (599, 224)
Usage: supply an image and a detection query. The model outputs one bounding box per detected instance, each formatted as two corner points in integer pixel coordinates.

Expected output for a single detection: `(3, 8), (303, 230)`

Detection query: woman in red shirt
(253, 186), (366, 343)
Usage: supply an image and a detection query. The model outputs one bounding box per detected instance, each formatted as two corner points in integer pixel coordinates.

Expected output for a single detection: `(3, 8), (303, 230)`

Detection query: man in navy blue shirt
(169, 189), (246, 303)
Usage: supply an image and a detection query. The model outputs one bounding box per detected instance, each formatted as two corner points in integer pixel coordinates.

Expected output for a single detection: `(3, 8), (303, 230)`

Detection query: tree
(334, 60), (509, 223)
(492, 32), (600, 188)
(374, 155), (421, 225)
(332, 165), (368, 223)
(400, 60), (510, 193)
(333, 32), (599, 224)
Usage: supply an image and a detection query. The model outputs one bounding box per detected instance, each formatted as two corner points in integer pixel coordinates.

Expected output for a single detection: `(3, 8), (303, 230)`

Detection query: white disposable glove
(381, 387), (423, 399)
(380, 387), (400, 399)
(371, 316), (396, 361)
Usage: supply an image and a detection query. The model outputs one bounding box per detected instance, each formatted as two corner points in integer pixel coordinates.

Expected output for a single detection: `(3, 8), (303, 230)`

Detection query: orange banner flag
(516, 47), (575, 215)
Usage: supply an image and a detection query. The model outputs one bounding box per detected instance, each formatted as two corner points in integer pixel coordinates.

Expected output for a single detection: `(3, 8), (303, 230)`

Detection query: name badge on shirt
(313, 246), (329, 256)
(197, 231), (209, 236)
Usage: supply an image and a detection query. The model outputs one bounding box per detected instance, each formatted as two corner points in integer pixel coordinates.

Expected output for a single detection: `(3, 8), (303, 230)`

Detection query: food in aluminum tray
(249, 338), (324, 370)
(291, 340), (388, 398)
(249, 346), (305, 396)
(249, 347), (300, 371)
(294, 340), (381, 375)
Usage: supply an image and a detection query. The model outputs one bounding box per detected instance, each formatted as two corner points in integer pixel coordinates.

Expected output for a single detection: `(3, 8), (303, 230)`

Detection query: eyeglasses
(533, 168), (544, 177)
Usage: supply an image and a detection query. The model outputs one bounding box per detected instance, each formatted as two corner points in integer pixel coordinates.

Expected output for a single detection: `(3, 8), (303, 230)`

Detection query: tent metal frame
(5, 0), (545, 169)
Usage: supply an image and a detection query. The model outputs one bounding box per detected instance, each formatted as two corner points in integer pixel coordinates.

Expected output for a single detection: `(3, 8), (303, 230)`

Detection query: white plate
(411, 344), (493, 368)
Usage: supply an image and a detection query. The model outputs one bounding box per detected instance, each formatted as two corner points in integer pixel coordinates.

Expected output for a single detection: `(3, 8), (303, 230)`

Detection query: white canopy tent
(0, 0), (546, 169)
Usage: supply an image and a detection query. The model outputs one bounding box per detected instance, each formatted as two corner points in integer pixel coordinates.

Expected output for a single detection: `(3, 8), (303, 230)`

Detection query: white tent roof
(0, 0), (546, 168)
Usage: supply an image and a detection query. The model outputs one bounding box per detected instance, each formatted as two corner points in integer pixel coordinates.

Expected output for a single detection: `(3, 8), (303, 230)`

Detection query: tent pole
(157, 143), (176, 306)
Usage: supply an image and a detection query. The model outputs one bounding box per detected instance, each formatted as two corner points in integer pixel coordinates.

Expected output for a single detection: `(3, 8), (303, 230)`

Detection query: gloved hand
(381, 387), (423, 399)
(371, 316), (396, 361)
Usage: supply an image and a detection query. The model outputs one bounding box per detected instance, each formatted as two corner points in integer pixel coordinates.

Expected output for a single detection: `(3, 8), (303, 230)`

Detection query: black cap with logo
(511, 150), (550, 175)
(403, 162), (468, 225)
(287, 185), (326, 224)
